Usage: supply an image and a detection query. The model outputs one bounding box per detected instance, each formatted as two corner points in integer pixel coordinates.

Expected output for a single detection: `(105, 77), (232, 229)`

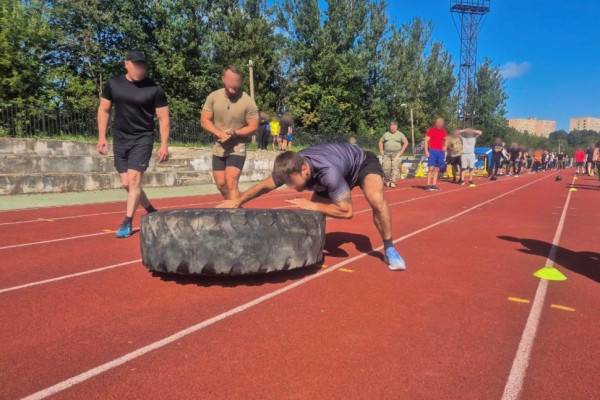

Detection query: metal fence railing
(0, 105), (214, 146)
(0, 106), (97, 138)
(0, 105), (380, 149)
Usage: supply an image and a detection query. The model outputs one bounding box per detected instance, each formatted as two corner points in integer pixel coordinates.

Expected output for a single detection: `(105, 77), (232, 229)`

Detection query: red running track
(0, 172), (598, 399)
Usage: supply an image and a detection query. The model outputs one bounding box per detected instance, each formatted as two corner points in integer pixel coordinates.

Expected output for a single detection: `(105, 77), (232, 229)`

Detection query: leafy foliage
(0, 0), (565, 149)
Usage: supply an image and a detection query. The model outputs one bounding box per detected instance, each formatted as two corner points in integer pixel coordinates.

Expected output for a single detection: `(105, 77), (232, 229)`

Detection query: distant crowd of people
(574, 145), (600, 177)
(376, 117), (600, 190)
(256, 112), (295, 152)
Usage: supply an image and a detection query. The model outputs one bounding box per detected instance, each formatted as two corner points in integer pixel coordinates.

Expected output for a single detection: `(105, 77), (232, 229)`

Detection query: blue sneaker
(385, 246), (406, 271)
(115, 220), (133, 238)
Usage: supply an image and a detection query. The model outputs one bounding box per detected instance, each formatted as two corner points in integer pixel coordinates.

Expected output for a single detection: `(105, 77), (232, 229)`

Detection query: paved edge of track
(19, 172), (556, 400)
(500, 175), (576, 400)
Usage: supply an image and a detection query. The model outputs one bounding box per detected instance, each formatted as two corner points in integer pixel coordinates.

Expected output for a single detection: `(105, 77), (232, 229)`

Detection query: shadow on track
(151, 263), (322, 288)
(499, 235), (600, 283)
(324, 231), (384, 262)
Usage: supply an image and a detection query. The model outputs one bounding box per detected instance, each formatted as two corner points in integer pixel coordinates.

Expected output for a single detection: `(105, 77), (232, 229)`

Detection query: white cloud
(499, 61), (532, 79)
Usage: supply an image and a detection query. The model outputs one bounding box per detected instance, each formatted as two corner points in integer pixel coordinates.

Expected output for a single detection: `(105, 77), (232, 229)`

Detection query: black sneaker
(431, 185), (441, 191)
(425, 185), (435, 191)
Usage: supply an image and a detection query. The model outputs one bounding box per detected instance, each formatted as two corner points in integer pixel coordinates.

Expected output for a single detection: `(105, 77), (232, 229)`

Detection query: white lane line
(0, 185), (450, 294)
(0, 173), (545, 252)
(19, 173), (553, 400)
(0, 188), (455, 292)
(0, 187), (412, 226)
(0, 260), (141, 294)
(0, 174), (544, 251)
(0, 191), (294, 226)
(500, 176), (575, 400)
(0, 231), (116, 251)
(0, 186), (435, 251)
(0, 187), (440, 291)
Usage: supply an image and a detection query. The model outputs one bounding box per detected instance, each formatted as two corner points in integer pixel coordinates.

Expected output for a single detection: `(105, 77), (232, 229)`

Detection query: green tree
(472, 59), (507, 139)
(0, 0), (53, 106)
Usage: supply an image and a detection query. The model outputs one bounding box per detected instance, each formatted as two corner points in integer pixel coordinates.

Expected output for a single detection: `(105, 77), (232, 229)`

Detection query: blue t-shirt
(273, 143), (366, 202)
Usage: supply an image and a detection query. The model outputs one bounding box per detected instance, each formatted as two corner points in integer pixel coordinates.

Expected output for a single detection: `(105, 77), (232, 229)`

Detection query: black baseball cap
(125, 51), (147, 63)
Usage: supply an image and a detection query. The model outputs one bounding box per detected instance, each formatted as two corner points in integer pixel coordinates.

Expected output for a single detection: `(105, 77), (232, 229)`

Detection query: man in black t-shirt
(97, 51), (170, 238)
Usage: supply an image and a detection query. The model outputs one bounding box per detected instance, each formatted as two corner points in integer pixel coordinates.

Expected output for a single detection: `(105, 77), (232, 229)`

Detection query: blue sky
(386, 0), (600, 130)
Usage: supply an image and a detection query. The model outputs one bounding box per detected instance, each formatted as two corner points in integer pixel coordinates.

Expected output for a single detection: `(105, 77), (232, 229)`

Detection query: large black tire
(140, 208), (326, 276)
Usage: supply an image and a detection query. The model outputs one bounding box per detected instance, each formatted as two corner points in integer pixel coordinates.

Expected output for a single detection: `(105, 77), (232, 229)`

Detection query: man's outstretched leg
(361, 174), (406, 270)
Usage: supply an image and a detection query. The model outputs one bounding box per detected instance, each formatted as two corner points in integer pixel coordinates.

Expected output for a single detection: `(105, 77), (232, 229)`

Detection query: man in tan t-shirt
(200, 65), (259, 200)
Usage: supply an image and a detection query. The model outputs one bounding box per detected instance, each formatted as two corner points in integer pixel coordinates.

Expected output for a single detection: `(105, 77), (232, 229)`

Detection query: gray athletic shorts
(461, 153), (477, 170)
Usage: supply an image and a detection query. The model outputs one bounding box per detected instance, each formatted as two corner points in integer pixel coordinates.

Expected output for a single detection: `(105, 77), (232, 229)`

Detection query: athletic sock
(145, 205), (158, 214)
(383, 240), (394, 249)
(123, 216), (133, 225)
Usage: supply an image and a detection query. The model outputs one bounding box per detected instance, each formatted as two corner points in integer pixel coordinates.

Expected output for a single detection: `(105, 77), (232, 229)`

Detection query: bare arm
(96, 98), (111, 154)
(217, 176), (278, 208)
(398, 136), (409, 157)
(287, 192), (353, 219)
(379, 137), (385, 155)
(156, 106), (170, 161)
(458, 128), (482, 137)
(424, 135), (430, 155)
(233, 117), (259, 137)
(200, 110), (229, 141)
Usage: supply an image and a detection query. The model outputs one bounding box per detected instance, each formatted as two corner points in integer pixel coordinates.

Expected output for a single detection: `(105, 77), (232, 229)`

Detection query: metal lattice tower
(451, 0), (490, 127)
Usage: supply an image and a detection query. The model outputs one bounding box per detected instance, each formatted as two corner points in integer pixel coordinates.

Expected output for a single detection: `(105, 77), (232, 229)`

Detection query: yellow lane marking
(338, 268), (354, 273)
(550, 304), (575, 312)
(508, 297), (530, 304)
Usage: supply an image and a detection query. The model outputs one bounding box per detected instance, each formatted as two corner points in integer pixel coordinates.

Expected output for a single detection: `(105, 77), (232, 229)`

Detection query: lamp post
(248, 59), (255, 100)
(401, 103), (415, 155)
(248, 60), (255, 143)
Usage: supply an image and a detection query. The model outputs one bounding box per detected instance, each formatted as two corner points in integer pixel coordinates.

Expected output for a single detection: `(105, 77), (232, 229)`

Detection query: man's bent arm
(200, 110), (227, 139)
(397, 137), (409, 158)
(311, 198), (353, 219)
(234, 118), (259, 137)
(238, 176), (278, 206)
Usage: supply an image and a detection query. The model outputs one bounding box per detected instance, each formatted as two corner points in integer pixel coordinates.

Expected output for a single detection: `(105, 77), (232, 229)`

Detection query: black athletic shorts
(448, 155), (461, 166)
(212, 154), (246, 171)
(314, 151), (383, 199)
(113, 141), (153, 173)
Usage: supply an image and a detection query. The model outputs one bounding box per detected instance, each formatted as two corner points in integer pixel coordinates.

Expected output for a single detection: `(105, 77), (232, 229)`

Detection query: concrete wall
(0, 138), (277, 195)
